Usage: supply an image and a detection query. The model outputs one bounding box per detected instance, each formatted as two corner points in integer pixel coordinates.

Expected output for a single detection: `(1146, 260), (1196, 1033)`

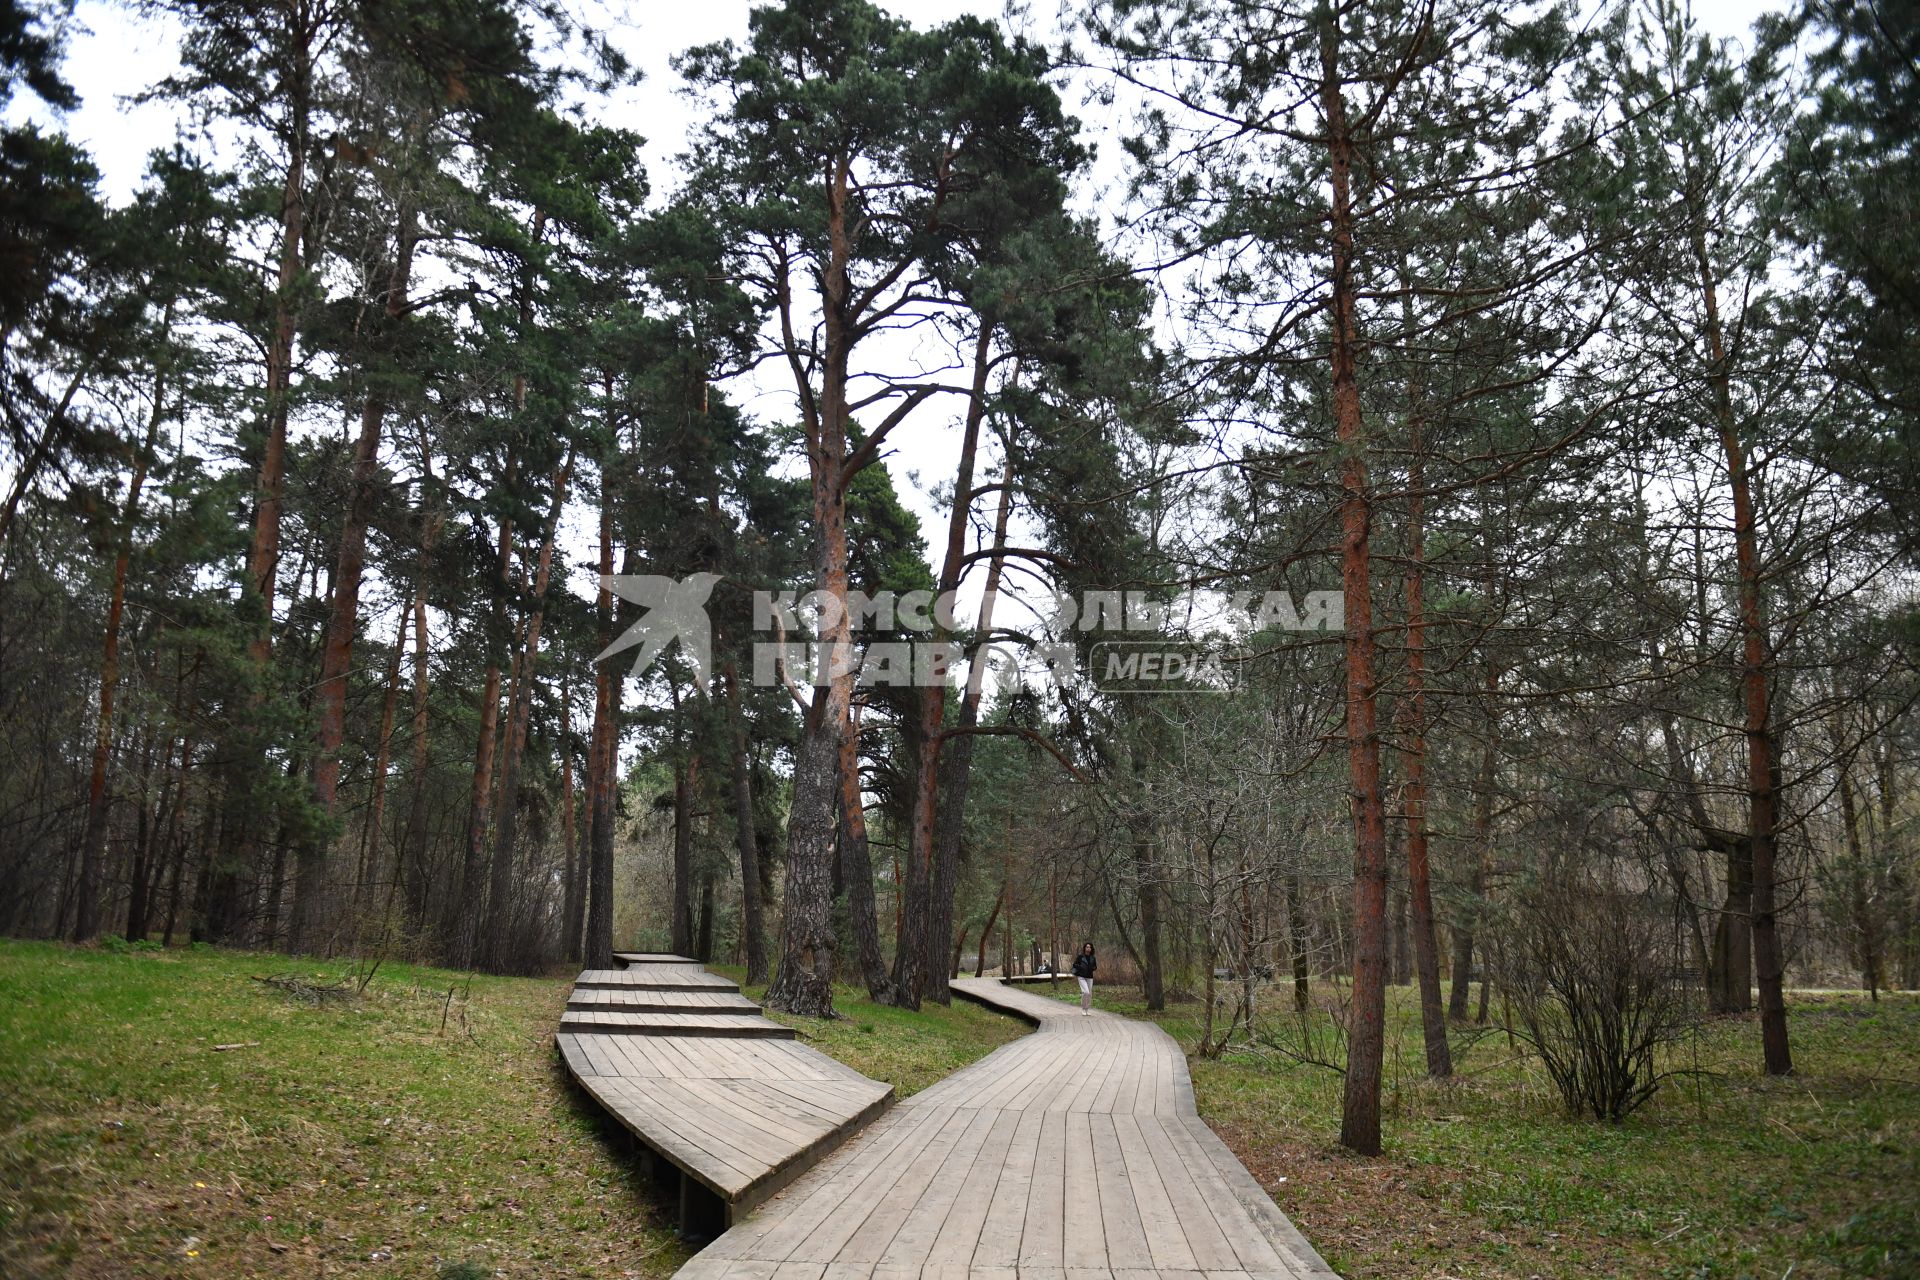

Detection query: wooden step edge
(565, 998), (765, 1015)
(564, 990), (737, 997)
(557, 1018), (797, 1040)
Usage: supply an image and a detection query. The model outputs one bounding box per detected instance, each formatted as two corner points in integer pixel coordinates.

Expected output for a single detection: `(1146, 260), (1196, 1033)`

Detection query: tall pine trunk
(1401, 421), (1451, 1077)
(449, 450), (516, 963)
(839, 705), (894, 999)
(899, 327), (995, 1006)
(291, 209), (416, 955)
(1322, 26), (1391, 1156)
(482, 451), (572, 971)
(209, 51), (315, 944)
(723, 663), (767, 982)
(671, 744), (699, 956)
(354, 604), (410, 930)
(1135, 834), (1165, 1011)
(1695, 235), (1791, 1072)
(925, 450), (1017, 1005)
(764, 159), (860, 1019)
(582, 529), (627, 970)
(558, 670), (584, 964)
(74, 354), (165, 941)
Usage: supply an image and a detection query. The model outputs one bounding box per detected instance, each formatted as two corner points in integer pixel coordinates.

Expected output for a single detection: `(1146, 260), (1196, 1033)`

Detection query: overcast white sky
(36, 0), (1779, 203)
(12, 0), (1783, 670)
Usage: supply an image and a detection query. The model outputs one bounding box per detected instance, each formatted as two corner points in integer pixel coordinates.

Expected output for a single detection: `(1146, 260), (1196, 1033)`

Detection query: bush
(1489, 871), (1695, 1122)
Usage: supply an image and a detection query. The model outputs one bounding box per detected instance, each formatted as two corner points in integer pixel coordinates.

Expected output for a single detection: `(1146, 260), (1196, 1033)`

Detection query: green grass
(712, 966), (1025, 1096)
(1049, 980), (1920, 1279)
(13, 940), (1908, 1279)
(0, 940), (694, 1279)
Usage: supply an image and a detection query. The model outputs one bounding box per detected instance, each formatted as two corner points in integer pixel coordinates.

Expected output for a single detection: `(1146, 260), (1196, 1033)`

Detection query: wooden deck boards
(575, 965), (740, 991)
(677, 978), (1336, 1279)
(556, 956), (893, 1227)
(568, 988), (762, 1011)
(558, 1009), (798, 1038)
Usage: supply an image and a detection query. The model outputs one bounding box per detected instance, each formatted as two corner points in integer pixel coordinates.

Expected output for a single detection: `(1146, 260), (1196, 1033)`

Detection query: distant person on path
(1071, 942), (1097, 1014)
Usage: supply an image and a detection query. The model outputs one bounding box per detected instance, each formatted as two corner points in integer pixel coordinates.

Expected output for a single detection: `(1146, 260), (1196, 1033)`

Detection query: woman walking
(1071, 941), (1097, 1014)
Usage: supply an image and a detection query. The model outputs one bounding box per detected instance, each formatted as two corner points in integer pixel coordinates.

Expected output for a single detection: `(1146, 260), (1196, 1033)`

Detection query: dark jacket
(1071, 951), (1096, 979)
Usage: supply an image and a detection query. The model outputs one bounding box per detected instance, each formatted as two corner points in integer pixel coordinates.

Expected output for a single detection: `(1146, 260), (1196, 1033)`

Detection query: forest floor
(0, 942), (1011, 1279)
(6, 941), (1914, 1279)
(1035, 978), (1920, 1279)
(0, 939), (691, 1278)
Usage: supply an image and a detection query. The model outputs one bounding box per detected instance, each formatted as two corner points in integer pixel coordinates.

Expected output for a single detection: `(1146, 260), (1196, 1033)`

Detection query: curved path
(676, 977), (1337, 1279)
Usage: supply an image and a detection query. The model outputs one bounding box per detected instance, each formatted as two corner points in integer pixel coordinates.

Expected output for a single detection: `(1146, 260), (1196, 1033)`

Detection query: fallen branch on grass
(252, 974), (357, 1004)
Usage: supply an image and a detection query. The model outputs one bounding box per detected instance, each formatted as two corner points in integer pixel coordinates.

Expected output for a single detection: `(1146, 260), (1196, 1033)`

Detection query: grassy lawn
(0, 940), (693, 1279)
(1054, 980), (1920, 1279)
(0, 944), (1026, 1280)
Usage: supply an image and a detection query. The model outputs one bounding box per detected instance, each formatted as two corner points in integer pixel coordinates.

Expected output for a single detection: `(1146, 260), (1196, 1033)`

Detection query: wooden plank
(679, 1078), (822, 1150)
(828, 1106), (974, 1265)
(558, 962), (902, 1237)
(923, 1108), (1022, 1268)
(1017, 1109), (1068, 1271)
(874, 1108), (999, 1268)
(620, 972), (1334, 1280)
(580, 1075), (757, 1195)
(734, 1078), (879, 1129)
(575, 965), (739, 991)
(774, 1107), (962, 1265)
(567, 1032), (623, 1079)
(613, 1031), (676, 1077)
(1090, 1029), (1132, 1114)
(1134, 1113), (1245, 1272)
(1110, 1112), (1201, 1273)
(973, 1106), (1043, 1268)
(602, 1078), (774, 1179)
(1155, 1116), (1290, 1274)
(558, 1010), (796, 1039)
(1061, 1111), (1106, 1270)
(567, 989), (761, 1013)
(702, 1109), (909, 1262)
(1090, 1112), (1154, 1267)
(1166, 1115), (1320, 1278)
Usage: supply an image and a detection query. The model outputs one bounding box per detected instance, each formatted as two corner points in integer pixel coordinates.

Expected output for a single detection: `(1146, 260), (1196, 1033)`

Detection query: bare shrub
(1488, 871), (1695, 1122)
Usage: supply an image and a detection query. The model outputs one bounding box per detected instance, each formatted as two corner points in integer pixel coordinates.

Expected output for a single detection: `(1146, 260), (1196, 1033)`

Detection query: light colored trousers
(1078, 976), (1093, 1011)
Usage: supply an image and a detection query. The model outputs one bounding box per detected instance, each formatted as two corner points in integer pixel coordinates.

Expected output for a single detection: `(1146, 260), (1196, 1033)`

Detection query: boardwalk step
(560, 1031), (892, 1218)
(572, 966), (740, 994)
(558, 1009), (796, 1039)
(565, 990), (762, 1015)
(613, 951), (705, 965)
(557, 960), (895, 1241)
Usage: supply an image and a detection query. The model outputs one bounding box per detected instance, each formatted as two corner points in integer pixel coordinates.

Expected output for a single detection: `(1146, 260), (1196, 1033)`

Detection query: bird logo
(595, 573), (722, 684)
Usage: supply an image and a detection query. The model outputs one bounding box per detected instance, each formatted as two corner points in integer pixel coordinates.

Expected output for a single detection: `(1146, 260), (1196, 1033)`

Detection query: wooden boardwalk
(557, 957), (893, 1234)
(676, 978), (1337, 1279)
